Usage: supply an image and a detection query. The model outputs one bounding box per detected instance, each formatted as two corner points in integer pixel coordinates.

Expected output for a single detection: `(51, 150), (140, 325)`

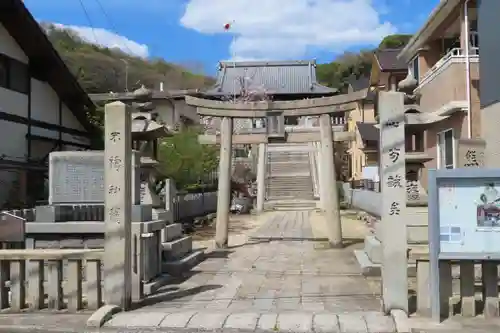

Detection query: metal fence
(350, 179), (381, 192)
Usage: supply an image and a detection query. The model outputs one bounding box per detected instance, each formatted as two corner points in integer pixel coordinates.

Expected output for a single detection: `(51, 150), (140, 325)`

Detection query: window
(0, 54), (29, 94)
(405, 129), (425, 152)
(9, 59), (29, 93)
(0, 57), (7, 88)
(437, 129), (455, 169)
(409, 56), (419, 84)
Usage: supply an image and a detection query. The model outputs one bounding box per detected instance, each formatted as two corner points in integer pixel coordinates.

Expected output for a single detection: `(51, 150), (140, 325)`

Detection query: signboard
(0, 212), (25, 242)
(428, 168), (500, 320)
(429, 168), (500, 259)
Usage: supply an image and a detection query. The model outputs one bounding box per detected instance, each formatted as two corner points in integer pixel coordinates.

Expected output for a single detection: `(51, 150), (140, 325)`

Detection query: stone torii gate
(186, 89), (367, 248)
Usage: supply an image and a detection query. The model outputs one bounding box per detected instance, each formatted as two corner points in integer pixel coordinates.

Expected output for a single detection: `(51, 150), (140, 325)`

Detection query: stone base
(143, 274), (171, 295)
(354, 249), (416, 277)
(364, 235), (382, 264)
(162, 236), (193, 260)
(152, 208), (169, 222)
(162, 249), (205, 276)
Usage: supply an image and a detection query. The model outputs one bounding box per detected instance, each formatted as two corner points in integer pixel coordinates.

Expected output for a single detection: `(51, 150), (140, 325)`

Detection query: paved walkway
(106, 210), (395, 332)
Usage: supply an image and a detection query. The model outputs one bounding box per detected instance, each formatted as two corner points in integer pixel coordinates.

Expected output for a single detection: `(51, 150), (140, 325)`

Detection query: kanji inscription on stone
(49, 152), (105, 204)
(389, 202), (401, 215)
(109, 131), (121, 142)
(388, 148), (400, 163)
(387, 175), (403, 188)
(457, 138), (485, 168)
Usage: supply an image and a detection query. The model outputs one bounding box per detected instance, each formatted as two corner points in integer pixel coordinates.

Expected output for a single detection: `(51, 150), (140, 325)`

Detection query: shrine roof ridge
(218, 60), (318, 68)
(204, 59), (337, 96)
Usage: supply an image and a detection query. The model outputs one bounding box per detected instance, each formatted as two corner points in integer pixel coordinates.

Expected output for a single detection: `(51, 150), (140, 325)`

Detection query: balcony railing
(417, 47), (479, 90)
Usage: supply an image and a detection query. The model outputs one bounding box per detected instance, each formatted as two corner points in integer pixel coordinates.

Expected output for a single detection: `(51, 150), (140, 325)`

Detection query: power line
(93, 0), (135, 56)
(76, 0), (99, 44)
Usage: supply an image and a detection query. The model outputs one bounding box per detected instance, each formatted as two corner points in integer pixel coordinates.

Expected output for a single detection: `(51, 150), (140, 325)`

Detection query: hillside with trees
(42, 23), (215, 94)
(316, 34), (412, 89)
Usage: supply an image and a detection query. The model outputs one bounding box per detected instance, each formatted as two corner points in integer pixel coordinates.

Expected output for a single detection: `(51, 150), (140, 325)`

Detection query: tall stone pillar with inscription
(378, 91), (408, 313)
(103, 101), (133, 310)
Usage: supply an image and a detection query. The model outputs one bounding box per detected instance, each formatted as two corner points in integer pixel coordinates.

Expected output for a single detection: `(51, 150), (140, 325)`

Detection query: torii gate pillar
(319, 114), (342, 247)
(215, 116), (233, 248)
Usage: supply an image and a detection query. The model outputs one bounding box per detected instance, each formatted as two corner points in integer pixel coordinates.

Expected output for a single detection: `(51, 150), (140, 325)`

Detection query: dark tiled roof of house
(374, 48), (407, 72)
(204, 60), (338, 96)
(347, 76), (370, 91)
(357, 122), (379, 141)
(0, 0), (97, 135)
(346, 76), (374, 102)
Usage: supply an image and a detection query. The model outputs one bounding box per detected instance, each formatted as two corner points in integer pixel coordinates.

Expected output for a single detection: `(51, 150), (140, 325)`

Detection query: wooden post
(319, 113), (342, 247)
(256, 142), (266, 213)
(103, 101), (132, 310)
(215, 116), (233, 248)
(378, 91), (408, 314)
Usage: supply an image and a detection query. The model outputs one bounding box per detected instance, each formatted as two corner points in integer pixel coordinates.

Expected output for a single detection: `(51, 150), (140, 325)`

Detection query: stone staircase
(161, 223), (204, 276)
(265, 144), (316, 210)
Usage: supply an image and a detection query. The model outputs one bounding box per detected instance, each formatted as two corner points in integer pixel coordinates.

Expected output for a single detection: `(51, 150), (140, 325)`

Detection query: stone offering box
(428, 168), (500, 260)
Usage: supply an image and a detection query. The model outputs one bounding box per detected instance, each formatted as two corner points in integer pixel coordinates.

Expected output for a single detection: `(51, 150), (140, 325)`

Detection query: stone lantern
(130, 86), (174, 220)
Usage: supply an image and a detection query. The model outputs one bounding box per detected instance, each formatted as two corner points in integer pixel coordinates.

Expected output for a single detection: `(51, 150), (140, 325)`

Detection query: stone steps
(162, 248), (205, 276)
(264, 199), (318, 211)
(267, 192), (314, 200)
(269, 162), (309, 174)
(268, 157), (310, 163)
(265, 144), (314, 200)
(162, 223), (183, 242)
(162, 236), (193, 260)
(161, 223), (204, 276)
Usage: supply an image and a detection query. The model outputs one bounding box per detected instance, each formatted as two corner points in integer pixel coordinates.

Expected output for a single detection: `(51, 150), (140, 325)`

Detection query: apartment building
(397, 0), (480, 188)
(347, 49), (407, 181)
(346, 76), (376, 180)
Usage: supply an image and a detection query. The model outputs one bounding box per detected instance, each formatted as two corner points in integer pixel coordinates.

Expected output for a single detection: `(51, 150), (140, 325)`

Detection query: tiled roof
(347, 76), (374, 102)
(203, 60), (337, 96)
(374, 49), (407, 72)
(347, 76), (370, 91)
(357, 122), (379, 141)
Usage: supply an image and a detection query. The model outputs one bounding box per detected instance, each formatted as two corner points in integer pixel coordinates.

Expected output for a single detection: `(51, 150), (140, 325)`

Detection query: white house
(0, 0), (98, 207)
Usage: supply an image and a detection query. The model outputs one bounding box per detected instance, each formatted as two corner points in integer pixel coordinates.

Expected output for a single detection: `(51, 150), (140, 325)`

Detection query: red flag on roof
(224, 22), (231, 30)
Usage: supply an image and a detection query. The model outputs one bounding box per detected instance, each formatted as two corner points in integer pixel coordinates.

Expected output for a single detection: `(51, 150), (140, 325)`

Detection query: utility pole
(121, 59), (129, 92)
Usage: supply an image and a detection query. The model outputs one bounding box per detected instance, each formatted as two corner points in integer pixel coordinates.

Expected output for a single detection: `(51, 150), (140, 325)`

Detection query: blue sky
(24, 0), (439, 76)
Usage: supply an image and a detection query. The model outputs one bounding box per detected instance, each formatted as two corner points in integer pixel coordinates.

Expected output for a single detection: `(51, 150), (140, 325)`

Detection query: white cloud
(53, 23), (149, 58)
(180, 0), (396, 60)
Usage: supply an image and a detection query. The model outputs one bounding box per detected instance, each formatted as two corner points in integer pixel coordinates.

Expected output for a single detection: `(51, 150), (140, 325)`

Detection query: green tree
(378, 34), (413, 50)
(157, 126), (219, 190)
(316, 34), (413, 90)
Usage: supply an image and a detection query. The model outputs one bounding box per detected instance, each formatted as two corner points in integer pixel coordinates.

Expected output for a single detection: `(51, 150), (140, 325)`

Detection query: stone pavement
(0, 212), (500, 333)
(105, 210), (396, 332)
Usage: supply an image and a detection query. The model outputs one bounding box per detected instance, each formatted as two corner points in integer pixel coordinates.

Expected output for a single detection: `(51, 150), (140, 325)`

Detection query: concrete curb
(390, 309), (411, 333)
(86, 304), (122, 328)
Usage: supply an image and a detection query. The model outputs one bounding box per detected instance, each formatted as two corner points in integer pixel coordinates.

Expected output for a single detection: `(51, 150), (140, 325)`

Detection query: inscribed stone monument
(49, 151), (141, 205)
(378, 91), (408, 313)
